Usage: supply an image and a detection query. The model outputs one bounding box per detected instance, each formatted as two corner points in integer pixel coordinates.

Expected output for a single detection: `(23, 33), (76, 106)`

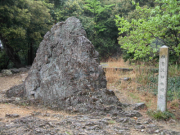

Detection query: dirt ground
(0, 72), (71, 119)
(0, 72), (180, 135)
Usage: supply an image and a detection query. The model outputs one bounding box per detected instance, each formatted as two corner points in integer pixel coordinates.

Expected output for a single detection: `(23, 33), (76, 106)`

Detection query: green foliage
(84, 0), (115, 34)
(147, 110), (175, 120)
(167, 76), (180, 101)
(84, 0), (114, 21)
(137, 70), (180, 101)
(42, 0), (59, 23)
(26, 0), (52, 41)
(0, 50), (10, 70)
(115, 0), (180, 63)
(108, 120), (116, 124)
(49, 0), (65, 8)
(0, 0), (162, 68)
(0, 0), (52, 67)
(84, 0), (104, 16)
(56, 0), (119, 59)
(57, 0), (85, 21)
(83, 0), (120, 58)
(65, 131), (72, 135)
(92, 37), (119, 59)
(25, 0), (52, 64)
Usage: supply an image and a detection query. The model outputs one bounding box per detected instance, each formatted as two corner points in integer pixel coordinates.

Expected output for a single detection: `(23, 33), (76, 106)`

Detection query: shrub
(147, 110), (175, 120)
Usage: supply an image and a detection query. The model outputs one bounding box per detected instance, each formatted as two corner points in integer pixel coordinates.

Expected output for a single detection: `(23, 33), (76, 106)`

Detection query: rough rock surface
(133, 103), (147, 110)
(0, 114), (180, 135)
(6, 84), (24, 98)
(6, 17), (125, 115)
(10, 67), (30, 74)
(25, 16), (107, 97)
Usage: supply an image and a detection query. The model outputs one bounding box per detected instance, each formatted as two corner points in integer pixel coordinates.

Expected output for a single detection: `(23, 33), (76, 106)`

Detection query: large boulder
(7, 17), (124, 114)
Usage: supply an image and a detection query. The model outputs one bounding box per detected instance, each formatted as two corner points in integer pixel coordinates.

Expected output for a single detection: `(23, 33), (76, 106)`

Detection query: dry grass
(104, 57), (134, 83)
(105, 69), (121, 83)
(106, 57), (130, 68)
(168, 99), (180, 109)
(168, 64), (180, 77)
(105, 57), (180, 117)
(104, 57), (160, 110)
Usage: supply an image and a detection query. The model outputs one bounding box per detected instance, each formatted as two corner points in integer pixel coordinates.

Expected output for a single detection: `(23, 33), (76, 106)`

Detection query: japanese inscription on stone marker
(157, 46), (169, 112)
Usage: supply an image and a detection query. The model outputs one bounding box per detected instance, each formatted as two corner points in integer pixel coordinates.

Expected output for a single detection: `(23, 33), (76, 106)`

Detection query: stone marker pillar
(157, 45), (169, 112)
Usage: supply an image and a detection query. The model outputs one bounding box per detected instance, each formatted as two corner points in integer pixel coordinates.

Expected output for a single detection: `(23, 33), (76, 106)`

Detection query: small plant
(167, 76), (180, 101)
(147, 110), (175, 120)
(129, 93), (140, 101)
(108, 120), (116, 124)
(21, 102), (28, 106)
(65, 131), (71, 135)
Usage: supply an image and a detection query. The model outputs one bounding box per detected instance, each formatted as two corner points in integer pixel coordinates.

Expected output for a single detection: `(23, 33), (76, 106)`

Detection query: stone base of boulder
(6, 84), (24, 98)
(5, 84), (142, 117)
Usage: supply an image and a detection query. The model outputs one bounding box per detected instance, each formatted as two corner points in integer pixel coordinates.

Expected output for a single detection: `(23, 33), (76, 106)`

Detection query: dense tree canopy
(0, 0), (52, 68)
(55, 0), (120, 58)
(0, 0), (179, 70)
(115, 0), (180, 63)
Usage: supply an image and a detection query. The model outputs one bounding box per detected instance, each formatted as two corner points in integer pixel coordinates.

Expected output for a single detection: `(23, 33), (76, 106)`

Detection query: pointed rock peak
(7, 17), (130, 116)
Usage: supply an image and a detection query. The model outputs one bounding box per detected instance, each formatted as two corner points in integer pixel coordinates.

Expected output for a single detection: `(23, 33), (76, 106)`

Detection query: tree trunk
(28, 43), (34, 65)
(0, 37), (22, 68)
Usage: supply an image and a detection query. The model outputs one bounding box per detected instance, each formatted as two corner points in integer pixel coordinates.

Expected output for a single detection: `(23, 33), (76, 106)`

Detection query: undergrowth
(137, 74), (180, 101)
(147, 110), (175, 120)
(104, 57), (180, 115)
